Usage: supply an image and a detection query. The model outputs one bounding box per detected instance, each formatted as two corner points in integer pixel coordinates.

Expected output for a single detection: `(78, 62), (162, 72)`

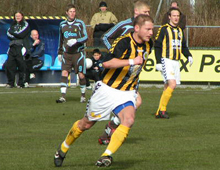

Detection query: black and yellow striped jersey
(101, 32), (153, 91)
(154, 23), (191, 63)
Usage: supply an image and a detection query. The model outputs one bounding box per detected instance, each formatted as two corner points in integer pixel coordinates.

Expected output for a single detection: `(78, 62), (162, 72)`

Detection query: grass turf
(0, 86), (220, 170)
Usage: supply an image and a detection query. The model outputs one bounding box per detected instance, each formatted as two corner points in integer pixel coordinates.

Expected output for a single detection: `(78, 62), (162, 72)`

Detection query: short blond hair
(134, 0), (150, 9)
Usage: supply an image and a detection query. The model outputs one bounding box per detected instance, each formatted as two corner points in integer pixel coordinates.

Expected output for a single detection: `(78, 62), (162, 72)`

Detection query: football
(86, 58), (93, 69)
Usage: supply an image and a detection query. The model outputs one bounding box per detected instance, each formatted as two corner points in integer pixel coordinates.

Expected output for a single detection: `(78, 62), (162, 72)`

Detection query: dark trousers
(93, 37), (105, 47)
(6, 45), (26, 87)
(25, 58), (43, 83)
(85, 69), (101, 86)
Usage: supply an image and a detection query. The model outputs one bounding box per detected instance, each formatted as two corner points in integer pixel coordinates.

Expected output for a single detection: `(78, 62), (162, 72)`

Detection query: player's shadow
(64, 159), (144, 169)
(125, 137), (145, 144)
(151, 111), (187, 118)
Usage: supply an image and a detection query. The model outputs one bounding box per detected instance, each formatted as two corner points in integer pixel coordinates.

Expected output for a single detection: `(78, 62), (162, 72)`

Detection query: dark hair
(93, 49), (101, 54)
(66, 4), (76, 12)
(168, 7), (181, 16)
(133, 14), (154, 27)
(13, 11), (24, 22)
(170, 1), (179, 6)
(99, 1), (107, 7)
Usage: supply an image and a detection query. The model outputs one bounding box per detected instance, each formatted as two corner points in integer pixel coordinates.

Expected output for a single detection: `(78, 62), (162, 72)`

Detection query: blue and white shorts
(85, 81), (137, 121)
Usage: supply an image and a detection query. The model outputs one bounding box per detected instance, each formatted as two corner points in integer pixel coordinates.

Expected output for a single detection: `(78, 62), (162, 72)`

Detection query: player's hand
(58, 54), (63, 62)
(133, 55), (143, 65)
(188, 56), (193, 67)
(67, 39), (77, 47)
(156, 64), (162, 71)
(33, 39), (40, 46)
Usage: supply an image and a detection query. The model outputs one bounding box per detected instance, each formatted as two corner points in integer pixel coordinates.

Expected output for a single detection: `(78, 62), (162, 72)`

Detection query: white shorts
(85, 81), (137, 121)
(161, 58), (181, 84)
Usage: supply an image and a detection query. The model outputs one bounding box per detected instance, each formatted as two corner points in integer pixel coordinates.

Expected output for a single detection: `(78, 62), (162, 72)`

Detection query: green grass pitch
(0, 86), (220, 170)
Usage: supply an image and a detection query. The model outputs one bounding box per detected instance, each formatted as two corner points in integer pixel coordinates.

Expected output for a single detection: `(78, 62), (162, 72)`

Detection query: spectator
(161, 1), (186, 30)
(6, 11), (31, 88)
(56, 4), (88, 103)
(24, 30), (45, 87)
(85, 49), (103, 90)
(90, 1), (118, 47)
(155, 7), (193, 119)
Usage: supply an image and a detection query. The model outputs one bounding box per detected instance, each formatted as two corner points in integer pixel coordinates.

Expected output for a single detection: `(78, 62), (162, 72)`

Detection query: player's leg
(56, 53), (72, 103)
(155, 58), (177, 118)
(76, 53), (87, 102)
(98, 91), (142, 145)
(98, 116), (120, 145)
(54, 116), (96, 167)
(136, 91), (142, 108)
(96, 103), (135, 167)
(56, 70), (69, 103)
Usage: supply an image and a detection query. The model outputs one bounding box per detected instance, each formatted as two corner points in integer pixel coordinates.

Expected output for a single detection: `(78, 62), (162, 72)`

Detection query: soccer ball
(86, 58), (93, 69)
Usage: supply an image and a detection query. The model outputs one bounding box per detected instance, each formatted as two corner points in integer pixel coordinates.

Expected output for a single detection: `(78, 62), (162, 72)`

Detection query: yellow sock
(61, 120), (83, 153)
(160, 87), (174, 111)
(156, 91), (165, 115)
(101, 124), (130, 157)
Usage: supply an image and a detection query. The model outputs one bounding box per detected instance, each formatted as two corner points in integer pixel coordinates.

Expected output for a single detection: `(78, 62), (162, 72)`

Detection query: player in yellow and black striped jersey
(54, 14), (154, 168)
(101, 33), (153, 91)
(98, 1), (151, 145)
(154, 23), (191, 63)
(154, 7), (193, 119)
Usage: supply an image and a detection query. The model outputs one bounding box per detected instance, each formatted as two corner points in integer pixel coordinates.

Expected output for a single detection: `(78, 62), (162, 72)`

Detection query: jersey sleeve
(77, 20), (88, 44)
(103, 37), (130, 62)
(181, 30), (192, 58)
(102, 21), (127, 50)
(154, 26), (167, 63)
(57, 24), (64, 55)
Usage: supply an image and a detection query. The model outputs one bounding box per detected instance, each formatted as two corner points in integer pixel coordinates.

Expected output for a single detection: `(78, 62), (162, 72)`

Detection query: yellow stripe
(103, 69), (117, 85)
(68, 74), (71, 87)
(162, 35), (166, 58)
(179, 28), (183, 60)
(121, 45), (142, 91)
(110, 49), (129, 88)
(167, 27), (173, 60)
(118, 43), (136, 90)
(0, 16), (65, 20)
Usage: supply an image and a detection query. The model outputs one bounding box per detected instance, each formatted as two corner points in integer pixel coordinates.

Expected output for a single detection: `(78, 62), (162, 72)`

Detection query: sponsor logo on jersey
(64, 31), (77, 38)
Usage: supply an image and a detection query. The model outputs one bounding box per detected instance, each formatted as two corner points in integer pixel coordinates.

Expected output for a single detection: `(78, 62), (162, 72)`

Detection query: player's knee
(62, 70), (68, 77)
(169, 84), (176, 89)
(136, 96), (142, 109)
(78, 72), (85, 79)
(123, 117), (135, 128)
(78, 118), (95, 131)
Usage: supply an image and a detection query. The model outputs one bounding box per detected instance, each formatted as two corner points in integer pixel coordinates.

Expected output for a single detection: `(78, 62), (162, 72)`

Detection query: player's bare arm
(103, 55), (143, 69)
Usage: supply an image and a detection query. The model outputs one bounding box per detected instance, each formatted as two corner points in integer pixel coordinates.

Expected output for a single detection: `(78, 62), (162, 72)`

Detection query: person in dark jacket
(25, 30), (45, 87)
(85, 49), (103, 89)
(6, 11), (31, 88)
(161, 1), (186, 30)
